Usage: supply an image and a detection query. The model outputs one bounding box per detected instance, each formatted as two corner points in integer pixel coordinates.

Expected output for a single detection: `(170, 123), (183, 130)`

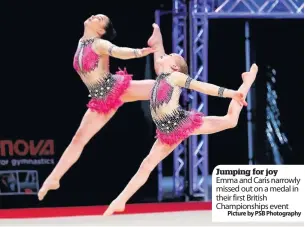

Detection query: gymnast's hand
(232, 91), (247, 107)
(139, 47), (155, 57)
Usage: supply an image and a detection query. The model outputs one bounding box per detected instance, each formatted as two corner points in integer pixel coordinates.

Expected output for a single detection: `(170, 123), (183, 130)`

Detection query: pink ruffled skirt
(87, 68), (132, 114)
(156, 111), (204, 146)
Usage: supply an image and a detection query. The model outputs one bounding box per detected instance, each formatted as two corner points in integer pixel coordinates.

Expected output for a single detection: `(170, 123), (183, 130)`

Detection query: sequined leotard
(73, 38), (131, 114)
(150, 73), (204, 146)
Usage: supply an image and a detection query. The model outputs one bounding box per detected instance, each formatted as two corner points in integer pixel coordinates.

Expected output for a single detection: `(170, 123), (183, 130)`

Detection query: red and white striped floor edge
(0, 203), (302, 226)
(0, 202), (211, 219)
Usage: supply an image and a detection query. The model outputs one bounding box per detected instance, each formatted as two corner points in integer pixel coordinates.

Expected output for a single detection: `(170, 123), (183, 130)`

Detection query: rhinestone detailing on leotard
(150, 73), (176, 112)
(150, 72), (203, 145)
(153, 109), (190, 133)
(87, 74), (116, 99)
(73, 38), (100, 74)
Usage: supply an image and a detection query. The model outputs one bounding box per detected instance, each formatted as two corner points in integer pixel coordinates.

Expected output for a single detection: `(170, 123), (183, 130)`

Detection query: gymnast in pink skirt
(103, 24), (258, 215)
(38, 14), (155, 200)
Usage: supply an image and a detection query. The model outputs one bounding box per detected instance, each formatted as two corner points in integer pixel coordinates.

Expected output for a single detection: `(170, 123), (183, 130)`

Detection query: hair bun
(103, 21), (117, 41)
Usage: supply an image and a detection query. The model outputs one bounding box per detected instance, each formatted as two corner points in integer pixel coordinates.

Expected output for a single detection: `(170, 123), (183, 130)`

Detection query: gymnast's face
(84, 14), (109, 36)
(157, 53), (184, 72)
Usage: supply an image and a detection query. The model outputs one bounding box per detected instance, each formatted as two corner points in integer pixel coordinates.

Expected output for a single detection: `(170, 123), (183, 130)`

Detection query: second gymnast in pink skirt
(38, 14), (155, 200)
(103, 24), (258, 215)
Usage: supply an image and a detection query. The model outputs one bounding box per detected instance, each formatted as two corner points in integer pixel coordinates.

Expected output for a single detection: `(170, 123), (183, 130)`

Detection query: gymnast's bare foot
(148, 23), (162, 47)
(103, 199), (126, 216)
(242, 64), (258, 85)
(38, 178), (60, 201)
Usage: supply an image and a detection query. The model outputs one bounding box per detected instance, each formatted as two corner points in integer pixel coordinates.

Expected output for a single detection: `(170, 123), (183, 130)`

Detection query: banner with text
(0, 139), (55, 195)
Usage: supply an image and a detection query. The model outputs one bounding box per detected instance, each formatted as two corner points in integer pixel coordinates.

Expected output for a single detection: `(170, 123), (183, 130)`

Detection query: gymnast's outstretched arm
(95, 39), (154, 60)
(171, 71), (247, 106)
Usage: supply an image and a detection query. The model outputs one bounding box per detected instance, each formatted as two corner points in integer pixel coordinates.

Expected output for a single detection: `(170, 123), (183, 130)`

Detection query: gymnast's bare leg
(38, 110), (115, 200)
(103, 64), (257, 216)
(103, 139), (180, 215)
(37, 82), (154, 201)
(192, 64), (257, 135)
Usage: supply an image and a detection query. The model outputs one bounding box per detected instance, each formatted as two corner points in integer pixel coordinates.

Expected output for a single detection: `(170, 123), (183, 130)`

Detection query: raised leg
(121, 80), (155, 102)
(147, 23), (164, 48)
(193, 64), (258, 135)
(38, 109), (116, 201)
(147, 23), (166, 75)
(103, 139), (180, 216)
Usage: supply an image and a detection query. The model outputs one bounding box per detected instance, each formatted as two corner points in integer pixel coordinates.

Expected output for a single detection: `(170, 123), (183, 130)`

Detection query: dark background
(1, 0), (303, 209)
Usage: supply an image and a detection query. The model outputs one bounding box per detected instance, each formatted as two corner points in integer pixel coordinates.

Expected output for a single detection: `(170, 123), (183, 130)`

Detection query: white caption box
(212, 165), (304, 222)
